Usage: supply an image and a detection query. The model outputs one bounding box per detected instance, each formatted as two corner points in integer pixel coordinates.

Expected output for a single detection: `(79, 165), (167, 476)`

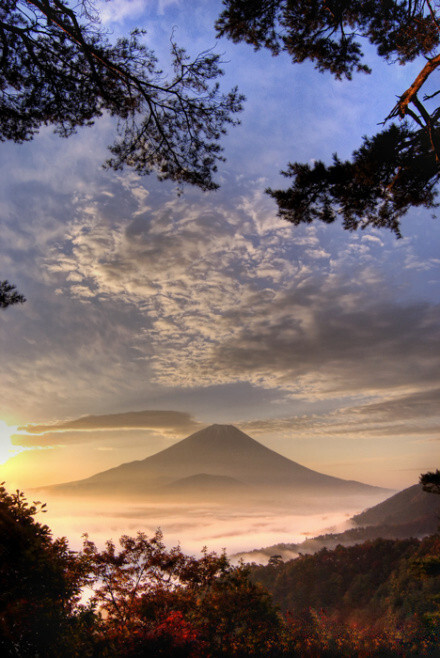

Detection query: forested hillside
(251, 536), (440, 655)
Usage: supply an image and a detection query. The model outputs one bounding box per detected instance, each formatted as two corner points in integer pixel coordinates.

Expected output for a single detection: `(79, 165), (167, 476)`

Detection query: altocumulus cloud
(2, 135), (439, 423)
(42, 175), (440, 406)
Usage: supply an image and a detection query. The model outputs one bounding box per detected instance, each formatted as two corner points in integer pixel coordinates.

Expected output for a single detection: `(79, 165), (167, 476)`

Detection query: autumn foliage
(82, 530), (285, 656)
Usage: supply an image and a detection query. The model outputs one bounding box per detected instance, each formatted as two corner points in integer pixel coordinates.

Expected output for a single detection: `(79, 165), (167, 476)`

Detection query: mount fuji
(47, 424), (391, 506)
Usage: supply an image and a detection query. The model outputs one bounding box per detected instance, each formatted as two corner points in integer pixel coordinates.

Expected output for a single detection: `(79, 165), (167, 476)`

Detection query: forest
(1, 483), (439, 657)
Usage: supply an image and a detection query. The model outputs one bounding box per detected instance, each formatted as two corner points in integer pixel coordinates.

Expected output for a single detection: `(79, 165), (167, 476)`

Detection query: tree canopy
(82, 529), (285, 656)
(420, 469), (440, 494)
(216, 0), (440, 236)
(1, 0), (243, 191)
(0, 280), (25, 308)
(0, 485), (92, 656)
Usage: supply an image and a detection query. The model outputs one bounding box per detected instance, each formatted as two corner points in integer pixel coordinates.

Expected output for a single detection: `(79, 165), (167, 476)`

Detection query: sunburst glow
(0, 421), (21, 465)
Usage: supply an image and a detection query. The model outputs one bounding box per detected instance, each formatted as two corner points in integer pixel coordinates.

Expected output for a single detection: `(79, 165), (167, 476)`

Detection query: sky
(1, 0), (439, 499)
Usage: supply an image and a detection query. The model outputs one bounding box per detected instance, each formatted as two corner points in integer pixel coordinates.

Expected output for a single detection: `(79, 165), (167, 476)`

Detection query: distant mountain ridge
(234, 483), (440, 563)
(47, 424), (391, 503)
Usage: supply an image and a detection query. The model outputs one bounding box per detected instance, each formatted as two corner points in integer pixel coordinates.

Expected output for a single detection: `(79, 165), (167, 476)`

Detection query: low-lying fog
(36, 492), (378, 558)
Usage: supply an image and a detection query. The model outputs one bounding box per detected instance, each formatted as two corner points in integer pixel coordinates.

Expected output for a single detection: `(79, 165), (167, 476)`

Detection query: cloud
(210, 296), (440, 399)
(38, 176), (440, 407)
(238, 386), (440, 444)
(2, 131), (439, 426)
(96, 0), (150, 25)
(13, 410), (203, 448)
(355, 388), (440, 420)
(21, 410), (202, 435)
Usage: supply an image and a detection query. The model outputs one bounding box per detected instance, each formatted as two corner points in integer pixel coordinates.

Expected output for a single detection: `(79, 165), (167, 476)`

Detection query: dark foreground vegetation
(251, 536), (440, 656)
(0, 484), (439, 657)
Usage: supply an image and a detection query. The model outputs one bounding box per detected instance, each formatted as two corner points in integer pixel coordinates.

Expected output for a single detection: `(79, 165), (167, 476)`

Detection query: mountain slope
(48, 424), (390, 499)
(352, 483), (440, 528)
(234, 483), (439, 563)
(161, 473), (249, 501)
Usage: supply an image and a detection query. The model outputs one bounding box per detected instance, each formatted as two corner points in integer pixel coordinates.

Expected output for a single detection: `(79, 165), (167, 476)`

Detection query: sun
(0, 421), (21, 465)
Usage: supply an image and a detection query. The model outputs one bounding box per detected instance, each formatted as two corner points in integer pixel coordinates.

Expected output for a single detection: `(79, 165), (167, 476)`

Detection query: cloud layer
(41, 175), (440, 408)
(15, 410), (203, 448)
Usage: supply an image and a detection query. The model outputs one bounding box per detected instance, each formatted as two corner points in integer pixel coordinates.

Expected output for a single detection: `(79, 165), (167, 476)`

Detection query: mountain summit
(49, 424), (390, 503)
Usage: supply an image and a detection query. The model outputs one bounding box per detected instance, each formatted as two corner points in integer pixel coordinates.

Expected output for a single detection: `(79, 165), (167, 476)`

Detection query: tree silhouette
(420, 469), (440, 495)
(0, 280), (25, 309)
(2, 0), (243, 190)
(217, 0), (440, 236)
(0, 485), (93, 655)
